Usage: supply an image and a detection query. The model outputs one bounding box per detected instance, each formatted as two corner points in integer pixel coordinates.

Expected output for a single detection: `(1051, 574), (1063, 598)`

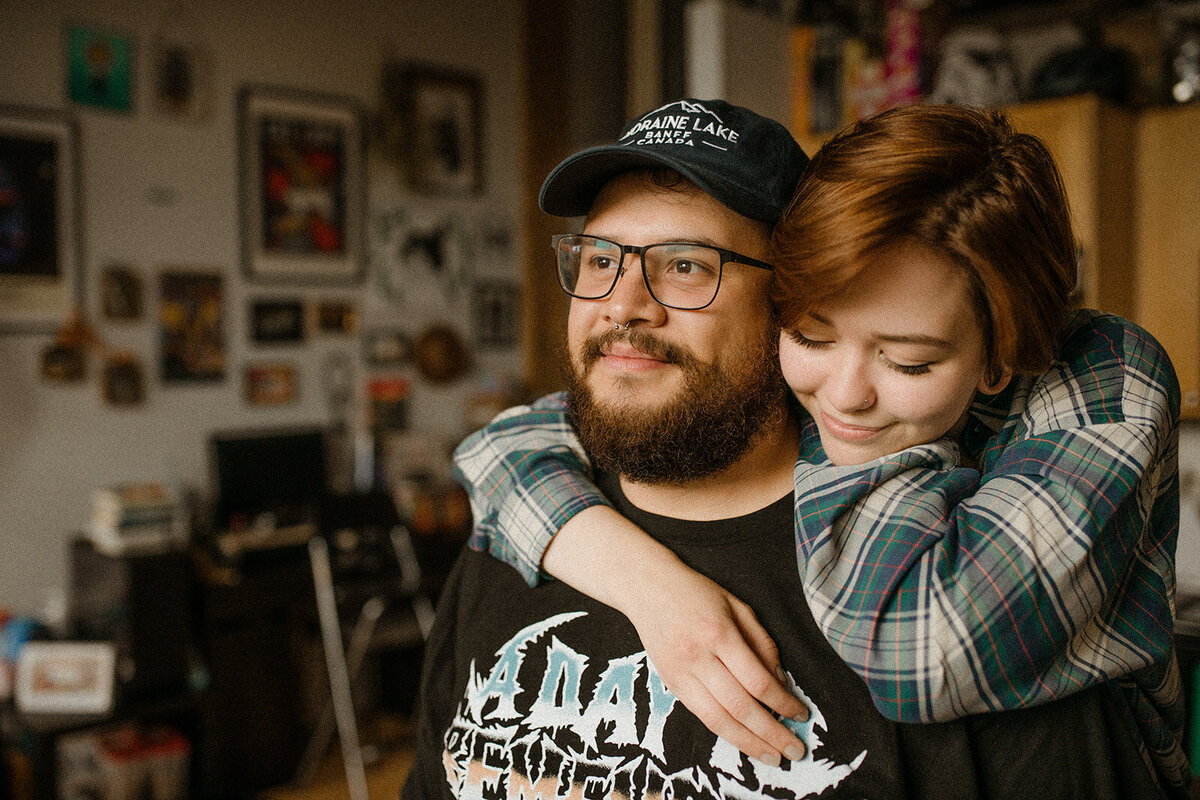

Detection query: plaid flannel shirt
(451, 309), (1190, 795)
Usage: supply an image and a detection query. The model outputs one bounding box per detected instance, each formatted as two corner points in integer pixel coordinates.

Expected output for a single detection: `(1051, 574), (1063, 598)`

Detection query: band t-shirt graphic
(403, 471), (1162, 799)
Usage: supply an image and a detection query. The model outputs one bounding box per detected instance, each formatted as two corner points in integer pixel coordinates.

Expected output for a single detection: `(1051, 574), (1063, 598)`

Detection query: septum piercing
(614, 322), (630, 331)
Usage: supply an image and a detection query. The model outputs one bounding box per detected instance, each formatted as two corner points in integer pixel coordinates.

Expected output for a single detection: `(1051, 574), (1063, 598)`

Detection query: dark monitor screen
(209, 426), (327, 530)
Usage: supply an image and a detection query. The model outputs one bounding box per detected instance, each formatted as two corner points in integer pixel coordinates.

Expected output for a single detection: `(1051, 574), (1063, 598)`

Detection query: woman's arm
(451, 393), (809, 764)
(794, 312), (1181, 722)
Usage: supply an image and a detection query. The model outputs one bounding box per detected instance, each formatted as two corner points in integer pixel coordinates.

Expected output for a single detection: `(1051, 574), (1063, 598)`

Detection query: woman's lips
(820, 411), (885, 442)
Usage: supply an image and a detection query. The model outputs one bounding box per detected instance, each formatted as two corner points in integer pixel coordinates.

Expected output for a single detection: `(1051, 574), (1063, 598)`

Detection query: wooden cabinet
(1006, 95), (1200, 419)
(1005, 95), (1137, 321)
(1135, 103), (1200, 417)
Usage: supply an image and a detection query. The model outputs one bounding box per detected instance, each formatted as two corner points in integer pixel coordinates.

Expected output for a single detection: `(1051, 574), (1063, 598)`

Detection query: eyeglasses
(551, 234), (774, 311)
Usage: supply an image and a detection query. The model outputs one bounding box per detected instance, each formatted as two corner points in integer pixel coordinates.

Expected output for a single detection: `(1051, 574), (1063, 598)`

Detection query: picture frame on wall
(249, 298), (305, 344)
(159, 269), (225, 383)
(239, 85), (364, 284)
(0, 106), (81, 334)
(65, 24), (135, 112)
(150, 37), (212, 121)
(384, 64), (484, 195)
(244, 362), (298, 406)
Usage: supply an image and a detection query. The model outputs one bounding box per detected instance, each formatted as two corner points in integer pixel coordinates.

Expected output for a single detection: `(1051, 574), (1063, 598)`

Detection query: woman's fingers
(726, 601), (810, 723)
(687, 655), (809, 763)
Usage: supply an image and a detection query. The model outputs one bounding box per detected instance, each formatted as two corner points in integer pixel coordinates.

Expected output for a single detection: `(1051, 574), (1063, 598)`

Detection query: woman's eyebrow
(806, 311), (955, 349)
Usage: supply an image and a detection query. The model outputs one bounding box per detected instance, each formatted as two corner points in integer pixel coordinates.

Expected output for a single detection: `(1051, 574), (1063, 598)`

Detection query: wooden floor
(259, 745), (415, 800)
(259, 715), (416, 800)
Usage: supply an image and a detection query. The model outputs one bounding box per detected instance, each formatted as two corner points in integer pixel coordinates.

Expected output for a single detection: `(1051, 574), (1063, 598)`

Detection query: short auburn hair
(771, 104), (1077, 383)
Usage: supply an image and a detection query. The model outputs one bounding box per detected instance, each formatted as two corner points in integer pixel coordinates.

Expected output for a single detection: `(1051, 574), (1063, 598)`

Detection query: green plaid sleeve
(452, 392), (610, 586)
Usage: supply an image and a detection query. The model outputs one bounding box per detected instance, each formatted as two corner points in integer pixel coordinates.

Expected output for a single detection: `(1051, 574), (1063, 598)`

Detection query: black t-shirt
(404, 473), (1163, 799)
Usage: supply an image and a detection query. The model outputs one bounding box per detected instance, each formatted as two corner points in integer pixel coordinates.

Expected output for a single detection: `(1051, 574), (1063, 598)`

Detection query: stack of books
(87, 482), (186, 556)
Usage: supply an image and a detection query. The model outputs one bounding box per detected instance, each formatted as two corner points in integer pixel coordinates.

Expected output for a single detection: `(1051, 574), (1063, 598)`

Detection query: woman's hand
(544, 507), (810, 766)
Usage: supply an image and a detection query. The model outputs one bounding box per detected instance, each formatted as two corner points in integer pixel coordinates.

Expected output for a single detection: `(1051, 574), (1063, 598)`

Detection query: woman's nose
(827, 354), (876, 413)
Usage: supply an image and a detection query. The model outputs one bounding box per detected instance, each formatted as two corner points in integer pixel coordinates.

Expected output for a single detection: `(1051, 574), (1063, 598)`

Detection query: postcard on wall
(239, 85), (364, 284)
(0, 106), (81, 333)
(159, 270), (225, 382)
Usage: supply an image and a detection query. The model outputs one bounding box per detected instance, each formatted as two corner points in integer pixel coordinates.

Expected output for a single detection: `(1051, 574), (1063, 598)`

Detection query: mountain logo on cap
(619, 100), (741, 151)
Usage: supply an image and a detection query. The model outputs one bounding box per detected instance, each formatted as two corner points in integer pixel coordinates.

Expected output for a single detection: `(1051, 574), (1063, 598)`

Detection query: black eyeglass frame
(550, 233), (774, 311)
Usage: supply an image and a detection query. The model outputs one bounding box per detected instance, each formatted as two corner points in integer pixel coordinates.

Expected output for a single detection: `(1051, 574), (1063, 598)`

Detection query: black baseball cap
(539, 98), (809, 226)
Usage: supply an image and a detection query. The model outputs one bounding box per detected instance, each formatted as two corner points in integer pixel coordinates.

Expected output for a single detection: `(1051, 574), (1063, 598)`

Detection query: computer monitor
(209, 426), (328, 531)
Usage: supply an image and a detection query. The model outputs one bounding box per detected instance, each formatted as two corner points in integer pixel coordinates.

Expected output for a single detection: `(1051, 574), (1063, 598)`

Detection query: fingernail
(758, 752), (781, 768)
(784, 743), (806, 762)
(793, 702), (810, 722)
(775, 666), (787, 683)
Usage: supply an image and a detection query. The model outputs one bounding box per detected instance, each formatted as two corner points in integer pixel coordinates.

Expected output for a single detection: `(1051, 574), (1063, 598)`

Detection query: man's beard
(563, 325), (787, 485)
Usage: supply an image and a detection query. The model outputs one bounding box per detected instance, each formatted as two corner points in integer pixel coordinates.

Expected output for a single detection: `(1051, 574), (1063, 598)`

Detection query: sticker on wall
(159, 270), (225, 383)
(66, 24), (135, 112)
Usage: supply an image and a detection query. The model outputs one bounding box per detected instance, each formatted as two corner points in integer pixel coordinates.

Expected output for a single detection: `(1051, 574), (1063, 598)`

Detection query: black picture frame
(384, 64), (484, 195)
(249, 298), (305, 344)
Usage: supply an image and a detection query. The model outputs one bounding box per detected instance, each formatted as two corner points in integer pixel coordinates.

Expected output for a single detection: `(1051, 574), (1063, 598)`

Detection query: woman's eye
(786, 330), (831, 349)
(878, 352), (932, 375)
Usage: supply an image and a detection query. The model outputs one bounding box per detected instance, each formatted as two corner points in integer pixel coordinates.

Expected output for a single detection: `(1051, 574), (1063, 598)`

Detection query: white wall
(0, 0), (525, 614)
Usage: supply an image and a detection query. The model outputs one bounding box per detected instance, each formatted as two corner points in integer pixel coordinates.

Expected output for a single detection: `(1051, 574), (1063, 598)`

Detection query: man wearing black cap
(402, 99), (866, 797)
(401, 100), (1162, 799)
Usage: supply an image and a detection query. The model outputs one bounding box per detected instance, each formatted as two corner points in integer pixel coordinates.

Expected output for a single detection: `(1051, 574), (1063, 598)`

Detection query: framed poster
(65, 24), (134, 112)
(239, 85), (364, 284)
(0, 106), (81, 333)
(159, 269), (225, 382)
(384, 64), (484, 195)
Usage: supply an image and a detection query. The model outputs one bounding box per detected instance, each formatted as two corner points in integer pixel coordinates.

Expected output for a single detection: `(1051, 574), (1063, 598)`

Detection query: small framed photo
(312, 300), (358, 334)
(250, 299), (305, 344)
(101, 353), (146, 407)
(384, 64), (483, 195)
(239, 85), (365, 284)
(363, 328), (412, 368)
(65, 24), (134, 112)
(150, 37), (212, 121)
(245, 362), (298, 406)
(100, 264), (144, 321)
(15, 641), (117, 715)
(0, 106), (81, 333)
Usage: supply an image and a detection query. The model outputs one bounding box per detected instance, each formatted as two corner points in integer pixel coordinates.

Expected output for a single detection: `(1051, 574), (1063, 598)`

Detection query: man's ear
(978, 367), (1013, 395)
